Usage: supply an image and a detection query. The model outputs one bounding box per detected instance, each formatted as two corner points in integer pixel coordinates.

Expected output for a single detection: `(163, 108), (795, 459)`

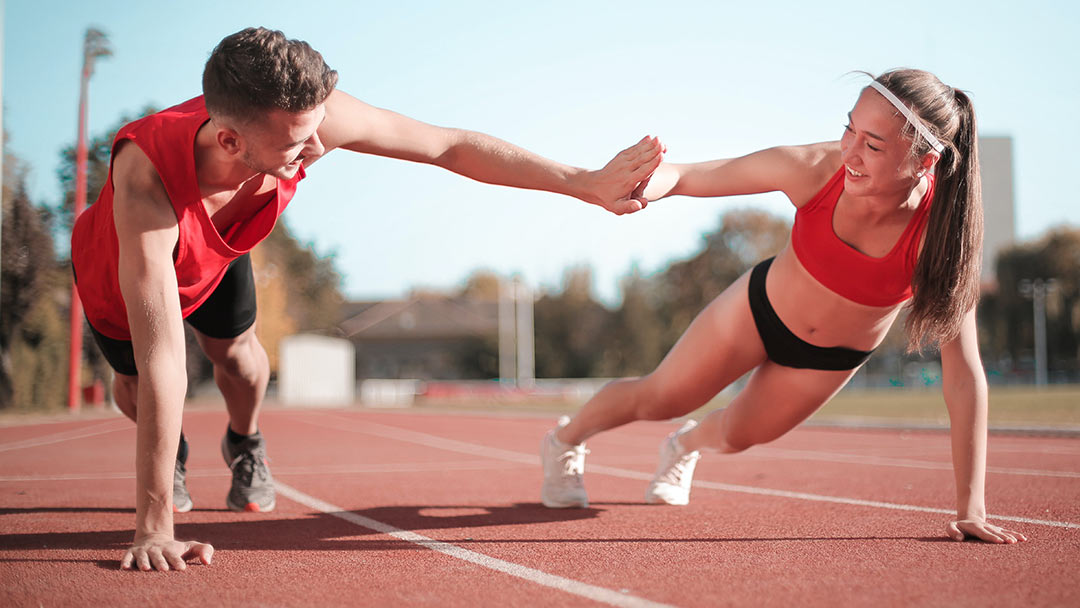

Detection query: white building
(978, 136), (1016, 281)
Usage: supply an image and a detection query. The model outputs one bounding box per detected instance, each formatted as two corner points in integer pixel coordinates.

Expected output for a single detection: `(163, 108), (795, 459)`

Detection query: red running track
(1, 407), (1078, 607)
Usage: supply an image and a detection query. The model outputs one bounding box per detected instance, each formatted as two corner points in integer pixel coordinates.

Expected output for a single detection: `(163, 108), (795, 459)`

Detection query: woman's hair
(202, 27), (339, 124)
(870, 68), (984, 352)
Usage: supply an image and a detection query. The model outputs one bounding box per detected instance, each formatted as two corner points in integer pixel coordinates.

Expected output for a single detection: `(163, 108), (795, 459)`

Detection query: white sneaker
(645, 420), (701, 505)
(541, 416), (589, 508)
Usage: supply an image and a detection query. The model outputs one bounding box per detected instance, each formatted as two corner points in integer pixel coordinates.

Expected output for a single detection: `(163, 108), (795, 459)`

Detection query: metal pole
(498, 278), (516, 385)
(1033, 280), (1047, 387)
(67, 55), (91, 412)
(67, 29), (111, 411)
(515, 279), (534, 389)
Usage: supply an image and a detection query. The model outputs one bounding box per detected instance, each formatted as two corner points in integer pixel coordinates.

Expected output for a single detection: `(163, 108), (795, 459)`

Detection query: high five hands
(587, 135), (666, 215)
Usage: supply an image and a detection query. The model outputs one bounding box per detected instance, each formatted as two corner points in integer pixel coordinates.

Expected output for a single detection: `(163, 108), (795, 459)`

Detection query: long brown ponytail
(871, 70), (984, 351)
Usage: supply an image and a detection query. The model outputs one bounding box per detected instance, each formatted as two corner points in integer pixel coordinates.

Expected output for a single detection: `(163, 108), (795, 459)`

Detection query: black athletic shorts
(82, 254), (258, 376)
(747, 257), (873, 371)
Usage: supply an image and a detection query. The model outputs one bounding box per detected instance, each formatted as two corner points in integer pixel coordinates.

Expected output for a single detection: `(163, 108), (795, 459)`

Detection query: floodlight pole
(498, 278), (516, 385)
(67, 29), (110, 411)
(515, 280), (534, 389)
(1018, 278), (1059, 388)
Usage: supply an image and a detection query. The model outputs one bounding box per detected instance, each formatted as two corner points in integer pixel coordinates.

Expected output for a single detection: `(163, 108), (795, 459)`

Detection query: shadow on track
(0, 507), (134, 515)
(0, 502), (601, 555)
(0, 499), (952, 562)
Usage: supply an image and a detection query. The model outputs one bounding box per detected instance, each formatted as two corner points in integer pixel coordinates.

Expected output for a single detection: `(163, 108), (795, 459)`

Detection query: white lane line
(584, 464), (1080, 530)
(275, 481), (676, 608)
(749, 447), (1080, 479)
(591, 433), (1080, 479)
(0, 460), (526, 483)
(989, 445), (1080, 456)
(302, 413), (1080, 530)
(0, 419), (131, 453)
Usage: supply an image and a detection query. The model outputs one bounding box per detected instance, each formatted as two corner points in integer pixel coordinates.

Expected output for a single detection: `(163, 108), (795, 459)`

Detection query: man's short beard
(240, 150), (295, 179)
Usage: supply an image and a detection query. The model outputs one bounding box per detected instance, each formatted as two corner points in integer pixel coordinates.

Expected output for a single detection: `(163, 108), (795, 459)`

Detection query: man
(70, 27), (662, 572)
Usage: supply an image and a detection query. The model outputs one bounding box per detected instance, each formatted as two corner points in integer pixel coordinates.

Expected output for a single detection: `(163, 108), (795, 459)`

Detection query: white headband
(868, 80), (945, 154)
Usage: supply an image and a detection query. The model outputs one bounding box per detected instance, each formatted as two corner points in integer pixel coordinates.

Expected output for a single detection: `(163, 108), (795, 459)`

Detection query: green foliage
(981, 227), (1080, 376)
(534, 209), (791, 378)
(652, 208), (790, 351)
(1, 147), (67, 410)
(9, 286), (68, 411)
(263, 221), (344, 333)
(595, 266), (664, 376)
(534, 266), (612, 378)
(54, 105), (158, 230)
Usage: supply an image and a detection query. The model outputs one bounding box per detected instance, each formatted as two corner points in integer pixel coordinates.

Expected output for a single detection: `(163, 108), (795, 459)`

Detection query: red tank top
(71, 96), (306, 340)
(791, 167), (934, 307)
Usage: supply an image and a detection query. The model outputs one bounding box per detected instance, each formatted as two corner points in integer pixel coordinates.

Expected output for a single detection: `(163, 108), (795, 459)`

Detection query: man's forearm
(434, 130), (591, 202)
(133, 360), (187, 541)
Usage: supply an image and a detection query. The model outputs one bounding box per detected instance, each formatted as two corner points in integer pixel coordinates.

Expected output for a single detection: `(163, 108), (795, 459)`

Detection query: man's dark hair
(202, 27), (338, 123)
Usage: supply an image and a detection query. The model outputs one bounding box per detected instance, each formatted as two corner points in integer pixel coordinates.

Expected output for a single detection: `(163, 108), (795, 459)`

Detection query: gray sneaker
(173, 458), (193, 513)
(221, 431), (276, 512)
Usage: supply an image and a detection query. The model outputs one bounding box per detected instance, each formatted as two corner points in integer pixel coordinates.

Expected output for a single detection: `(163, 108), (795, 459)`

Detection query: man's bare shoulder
(112, 141), (165, 195)
(318, 89), (376, 152)
(111, 141), (178, 235)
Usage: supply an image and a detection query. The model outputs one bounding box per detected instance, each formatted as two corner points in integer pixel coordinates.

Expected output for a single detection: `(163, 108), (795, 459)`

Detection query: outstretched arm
(318, 90), (663, 215)
(939, 309), (1027, 544)
(634, 142), (840, 206)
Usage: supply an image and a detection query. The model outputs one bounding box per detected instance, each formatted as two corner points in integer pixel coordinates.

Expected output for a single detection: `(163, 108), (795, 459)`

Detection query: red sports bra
(791, 167), (935, 307)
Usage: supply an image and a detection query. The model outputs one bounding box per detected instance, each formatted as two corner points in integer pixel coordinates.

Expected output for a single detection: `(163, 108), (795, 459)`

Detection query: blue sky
(5, 1), (1078, 303)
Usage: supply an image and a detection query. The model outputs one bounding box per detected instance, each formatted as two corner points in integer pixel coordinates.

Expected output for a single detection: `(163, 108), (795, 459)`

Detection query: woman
(540, 68), (1027, 544)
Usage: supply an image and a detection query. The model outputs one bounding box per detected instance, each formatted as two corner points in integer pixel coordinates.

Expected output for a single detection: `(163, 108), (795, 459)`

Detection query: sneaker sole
(644, 485), (689, 506)
(173, 501), (193, 513)
(541, 491), (588, 509)
(226, 497), (276, 513)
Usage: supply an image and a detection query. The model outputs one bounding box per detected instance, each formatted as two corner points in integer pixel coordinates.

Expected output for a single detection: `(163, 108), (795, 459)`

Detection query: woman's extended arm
(939, 308), (1027, 544)
(637, 142), (839, 205)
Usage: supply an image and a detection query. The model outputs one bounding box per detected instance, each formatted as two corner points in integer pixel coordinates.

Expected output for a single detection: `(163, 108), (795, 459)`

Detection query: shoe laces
(229, 445), (269, 486)
(658, 440), (699, 487)
(555, 444), (589, 477)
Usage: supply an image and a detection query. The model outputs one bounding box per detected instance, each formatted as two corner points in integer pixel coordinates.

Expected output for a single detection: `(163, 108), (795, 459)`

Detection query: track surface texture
(2, 407), (1077, 607)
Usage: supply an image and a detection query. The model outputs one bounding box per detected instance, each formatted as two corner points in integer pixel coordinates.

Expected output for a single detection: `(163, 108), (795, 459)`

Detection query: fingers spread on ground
(149, 548), (170, 571)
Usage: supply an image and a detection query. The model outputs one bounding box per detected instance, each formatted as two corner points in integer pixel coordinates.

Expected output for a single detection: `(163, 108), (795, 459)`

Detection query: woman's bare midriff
(765, 246), (905, 352)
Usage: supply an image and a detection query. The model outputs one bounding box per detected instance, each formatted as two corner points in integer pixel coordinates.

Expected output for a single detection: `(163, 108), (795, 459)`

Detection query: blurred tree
(260, 221), (344, 334)
(596, 265), (664, 376)
(534, 209), (791, 379)
(657, 208), (790, 349)
(1, 145), (67, 410)
(983, 227), (1080, 378)
(459, 269), (501, 300)
(250, 244), (296, 374)
(55, 105), (158, 231)
(534, 266), (611, 378)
